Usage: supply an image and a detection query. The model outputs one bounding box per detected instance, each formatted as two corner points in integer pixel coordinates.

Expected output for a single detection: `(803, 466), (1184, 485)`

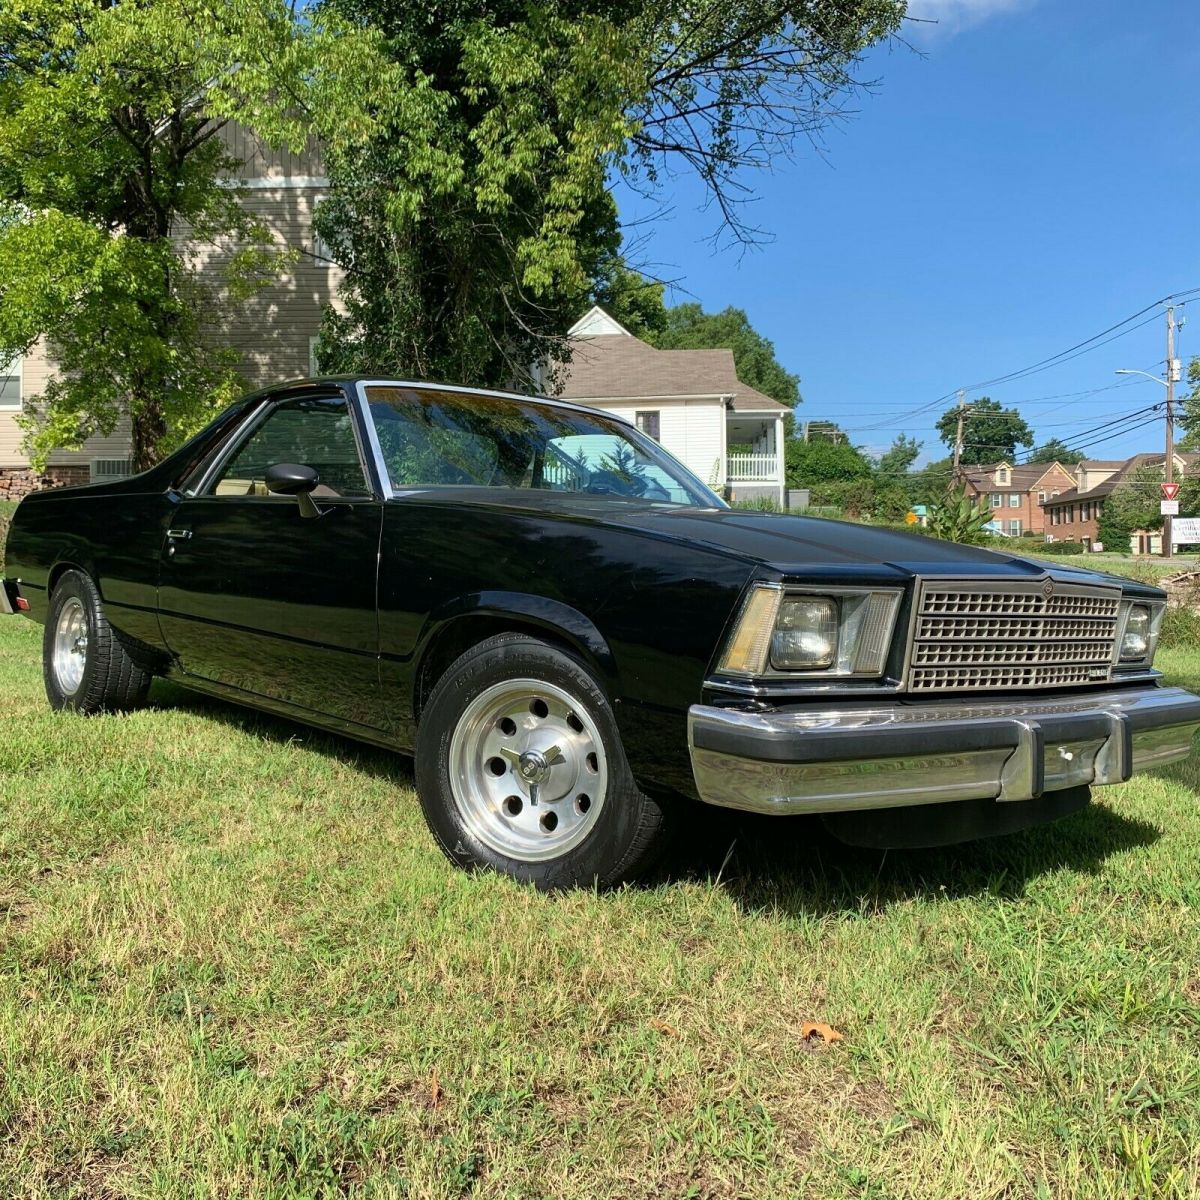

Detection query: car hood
(400, 490), (1148, 588)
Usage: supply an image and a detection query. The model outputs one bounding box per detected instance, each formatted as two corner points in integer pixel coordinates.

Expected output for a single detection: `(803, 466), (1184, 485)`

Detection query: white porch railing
(727, 453), (780, 482)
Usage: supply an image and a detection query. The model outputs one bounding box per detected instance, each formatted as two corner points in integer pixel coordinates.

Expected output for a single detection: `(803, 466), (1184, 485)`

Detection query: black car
(3, 379), (1198, 888)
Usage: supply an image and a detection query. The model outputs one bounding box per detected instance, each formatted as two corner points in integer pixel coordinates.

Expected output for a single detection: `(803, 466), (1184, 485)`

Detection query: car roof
(257, 376), (638, 429)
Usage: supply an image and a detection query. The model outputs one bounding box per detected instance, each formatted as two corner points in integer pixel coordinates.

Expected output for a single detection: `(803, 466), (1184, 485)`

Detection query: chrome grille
(907, 580), (1120, 693)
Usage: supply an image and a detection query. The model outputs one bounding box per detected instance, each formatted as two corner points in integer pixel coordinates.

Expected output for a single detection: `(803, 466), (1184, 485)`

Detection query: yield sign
(1162, 482), (1180, 501)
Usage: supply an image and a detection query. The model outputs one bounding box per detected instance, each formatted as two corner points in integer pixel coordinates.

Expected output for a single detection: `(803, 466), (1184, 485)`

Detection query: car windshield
(363, 385), (724, 507)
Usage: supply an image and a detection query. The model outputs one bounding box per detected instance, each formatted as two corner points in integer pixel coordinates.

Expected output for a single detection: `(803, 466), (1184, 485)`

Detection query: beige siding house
(555, 307), (791, 504)
(0, 123), (339, 499)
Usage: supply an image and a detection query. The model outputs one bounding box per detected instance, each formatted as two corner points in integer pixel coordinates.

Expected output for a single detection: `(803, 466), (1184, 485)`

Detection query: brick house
(1043, 452), (1199, 552)
(959, 461), (1075, 538)
(0, 123), (339, 500)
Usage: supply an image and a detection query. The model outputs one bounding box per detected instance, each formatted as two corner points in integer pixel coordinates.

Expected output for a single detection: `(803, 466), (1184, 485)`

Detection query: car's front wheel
(44, 569), (152, 713)
(415, 634), (671, 890)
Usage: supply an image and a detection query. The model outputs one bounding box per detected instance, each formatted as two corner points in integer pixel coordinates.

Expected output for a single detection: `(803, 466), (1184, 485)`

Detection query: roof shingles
(554, 333), (789, 413)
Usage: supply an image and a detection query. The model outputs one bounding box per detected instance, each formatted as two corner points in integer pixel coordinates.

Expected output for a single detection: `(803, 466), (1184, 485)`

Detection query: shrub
(1160, 603), (1200, 650)
(731, 496), (784, 513)
(925, 490), (995, 546)
(1034, 540), (1086, 556)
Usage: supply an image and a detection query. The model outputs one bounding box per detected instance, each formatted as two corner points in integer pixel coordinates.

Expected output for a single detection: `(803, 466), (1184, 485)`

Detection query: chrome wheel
(448, 678), (609, 862)
(52, 596), (89, 697)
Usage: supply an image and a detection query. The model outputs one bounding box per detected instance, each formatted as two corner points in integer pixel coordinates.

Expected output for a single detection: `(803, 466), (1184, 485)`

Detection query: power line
(849, 289), (1200, 434)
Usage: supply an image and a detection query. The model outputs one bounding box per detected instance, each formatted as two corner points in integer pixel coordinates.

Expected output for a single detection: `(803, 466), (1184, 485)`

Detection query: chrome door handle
(166, 529), (192, 540)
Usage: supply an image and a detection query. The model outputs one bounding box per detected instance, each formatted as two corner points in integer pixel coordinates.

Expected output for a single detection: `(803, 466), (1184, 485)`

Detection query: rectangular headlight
(718, 585), (901, 678)
(1116, 599), (1166, 667)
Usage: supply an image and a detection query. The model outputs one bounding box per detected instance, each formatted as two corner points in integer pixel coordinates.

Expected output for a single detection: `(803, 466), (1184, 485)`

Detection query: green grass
(2, 617), (1200, 1198)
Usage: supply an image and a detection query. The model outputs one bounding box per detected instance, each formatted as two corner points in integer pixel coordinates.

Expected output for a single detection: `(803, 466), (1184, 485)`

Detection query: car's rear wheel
(415, 633), (671, 890)
(44, 569), (152, 713)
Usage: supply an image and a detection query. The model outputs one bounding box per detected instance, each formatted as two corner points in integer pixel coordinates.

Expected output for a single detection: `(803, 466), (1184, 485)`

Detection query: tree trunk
(131, 391), (167, 473)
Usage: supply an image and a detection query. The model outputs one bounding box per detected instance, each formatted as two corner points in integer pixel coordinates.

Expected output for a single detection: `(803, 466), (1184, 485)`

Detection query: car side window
(206, 396), (370, 499)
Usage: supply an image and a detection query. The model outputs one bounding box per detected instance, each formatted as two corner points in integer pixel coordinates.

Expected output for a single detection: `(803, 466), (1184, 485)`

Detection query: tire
(43, 569), (152, 714)
(415, 633), (671, 890)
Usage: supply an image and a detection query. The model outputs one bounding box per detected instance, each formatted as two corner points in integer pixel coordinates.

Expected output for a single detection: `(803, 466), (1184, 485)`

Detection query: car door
(157, 389), (385, 731)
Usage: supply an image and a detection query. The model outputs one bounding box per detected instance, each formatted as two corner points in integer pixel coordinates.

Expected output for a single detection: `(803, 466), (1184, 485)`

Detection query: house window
(996, 466), (1010, 485)
(311, 199), (331, 263)
(1008, 493), (1020, 508)
(1068, 504), (1075, 522)
(0, 354), (20, 409)
(1081, 501), (1091, 521)
(1038, 491), (1046, 504)
(635, 411), (661, 442)
(990, 493), (1003, 507)
(1009, 519), (1021, 536)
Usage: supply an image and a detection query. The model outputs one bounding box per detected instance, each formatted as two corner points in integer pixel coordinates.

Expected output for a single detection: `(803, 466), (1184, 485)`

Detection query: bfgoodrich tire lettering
(415, 633), (671, 890)
(43, 569), (152, 714)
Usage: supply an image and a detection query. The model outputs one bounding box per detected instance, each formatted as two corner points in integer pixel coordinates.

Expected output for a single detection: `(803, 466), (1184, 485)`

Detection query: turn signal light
(15, 597), (29, 612)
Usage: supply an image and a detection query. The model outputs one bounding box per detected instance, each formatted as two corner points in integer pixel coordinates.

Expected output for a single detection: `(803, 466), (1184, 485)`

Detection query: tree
(649, 303), (800, 407)
(0, 0), (305, 470)
(1096, 466), (1162, 553)
(1026, 437), (1084, 465)
(935, 396), (1034, 465)
(869, 434), (922, 521)
(1177, 357), (1200, 451)
(591, 259), (668, 341)
(785, 434), (872, 512)
(314, 0), (904, 390)
(876, 433), (921, 477)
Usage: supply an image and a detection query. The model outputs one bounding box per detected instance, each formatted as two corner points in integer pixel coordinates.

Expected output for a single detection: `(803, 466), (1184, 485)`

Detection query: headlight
(718, 585), (902, 678)
(1117, 600), (1165, 666)
(772, 597), (837, 669)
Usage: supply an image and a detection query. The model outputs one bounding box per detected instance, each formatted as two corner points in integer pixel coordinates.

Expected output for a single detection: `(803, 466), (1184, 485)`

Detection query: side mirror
(264, 462), (323, 519)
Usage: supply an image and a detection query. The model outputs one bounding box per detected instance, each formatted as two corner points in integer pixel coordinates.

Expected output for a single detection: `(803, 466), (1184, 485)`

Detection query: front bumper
(688, 685), (1200, 815)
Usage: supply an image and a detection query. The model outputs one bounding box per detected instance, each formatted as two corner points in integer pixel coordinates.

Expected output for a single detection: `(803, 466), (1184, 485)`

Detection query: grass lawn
(1, 616), (1200, 1198)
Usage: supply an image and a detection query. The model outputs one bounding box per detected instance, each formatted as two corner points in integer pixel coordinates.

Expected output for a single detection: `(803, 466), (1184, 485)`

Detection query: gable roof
(1043, 450), (1200, 507)
(556, 322), (789, 413)
(960, 461), (1073, 493)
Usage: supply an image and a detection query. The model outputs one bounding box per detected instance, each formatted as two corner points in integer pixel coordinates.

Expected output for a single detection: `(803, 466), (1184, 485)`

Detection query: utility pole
(1164, 305), (1177, 559)
(952, 389), (966, 481)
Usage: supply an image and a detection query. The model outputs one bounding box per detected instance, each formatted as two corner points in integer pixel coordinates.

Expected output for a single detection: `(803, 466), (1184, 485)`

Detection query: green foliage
(926, 488), (996, 546)
(1036, 540), (1086, 556)
(590, 259), (668, 340)
(0, 0), (308, 469)
(1027, 437), (1084, 465)
(913, 455), (956, 504)
(936, 396), (1034, 465)
(731, 495), (784, 513)
(1161, 604), (1200, 650)
(1096, 466), (1163, 554)
(315, 0), (902, 389)
(785, 433), (874, 513)
(876, 433), (922, 478)
(649, 304), (800, 406)
(1177, 357), (1200, 451)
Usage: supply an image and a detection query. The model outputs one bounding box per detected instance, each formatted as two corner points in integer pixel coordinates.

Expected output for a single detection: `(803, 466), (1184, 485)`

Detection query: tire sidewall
(43, 570), (101, 713)
(416, 636), (648, 889)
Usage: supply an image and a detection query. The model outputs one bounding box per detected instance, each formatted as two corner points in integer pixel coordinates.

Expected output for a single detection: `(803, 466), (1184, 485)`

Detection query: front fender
(416, 590), (618, 696)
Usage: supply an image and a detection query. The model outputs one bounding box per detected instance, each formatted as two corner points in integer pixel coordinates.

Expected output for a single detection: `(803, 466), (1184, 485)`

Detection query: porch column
(774, 414), (786, 508)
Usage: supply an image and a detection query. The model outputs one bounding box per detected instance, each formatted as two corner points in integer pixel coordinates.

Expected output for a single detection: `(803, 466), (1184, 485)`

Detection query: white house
(554, 307), (790, 505)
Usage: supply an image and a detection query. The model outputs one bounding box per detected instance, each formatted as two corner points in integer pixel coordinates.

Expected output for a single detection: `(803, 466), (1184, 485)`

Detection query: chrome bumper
(688, 686), (1200, 816)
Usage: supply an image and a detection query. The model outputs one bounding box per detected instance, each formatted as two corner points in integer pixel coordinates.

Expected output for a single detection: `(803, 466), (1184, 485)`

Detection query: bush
(1034, 540), (1086, 556)
(1160, 604), (1200, 650)
(731, 496), (784, 513)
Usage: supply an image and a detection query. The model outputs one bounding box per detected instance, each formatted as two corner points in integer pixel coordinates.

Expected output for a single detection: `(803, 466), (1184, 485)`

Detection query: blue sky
(615, 0), (1200, 466)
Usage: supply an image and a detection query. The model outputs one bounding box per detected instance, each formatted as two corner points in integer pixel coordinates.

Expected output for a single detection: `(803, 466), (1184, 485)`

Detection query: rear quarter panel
(4, 486), (172, 650)
(378, 500), (755, 799)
